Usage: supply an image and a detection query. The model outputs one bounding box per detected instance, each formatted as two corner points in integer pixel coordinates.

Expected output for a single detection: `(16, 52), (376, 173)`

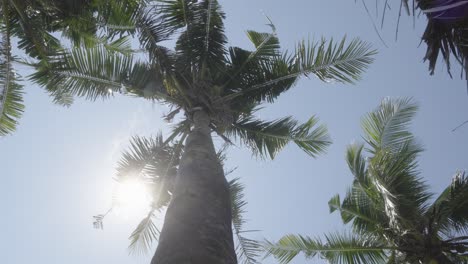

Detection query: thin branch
(452, 120), (468, 132)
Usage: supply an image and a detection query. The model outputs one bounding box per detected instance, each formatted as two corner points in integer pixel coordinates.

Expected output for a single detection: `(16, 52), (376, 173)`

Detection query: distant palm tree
(0, 0), (138, 135)
(94, 134), (262, 263)
(265, 98), (468, 264)
(33, 1), (375, 263)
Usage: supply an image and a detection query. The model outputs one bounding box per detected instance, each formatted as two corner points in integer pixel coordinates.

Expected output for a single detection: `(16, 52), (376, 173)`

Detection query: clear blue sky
(1, 1), (467, 263)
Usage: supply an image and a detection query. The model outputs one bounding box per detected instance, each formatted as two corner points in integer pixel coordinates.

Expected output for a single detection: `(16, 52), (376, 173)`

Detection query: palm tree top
(29, 0), (375, 159)
(265, 98), (468, 264)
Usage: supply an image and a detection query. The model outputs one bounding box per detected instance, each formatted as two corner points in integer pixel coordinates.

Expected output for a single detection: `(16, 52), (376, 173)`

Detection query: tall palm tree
(33, 1), (375, 262)
(93, 134), (263, 263)
(265, 98), (468, 264)
(0, 0), (139, 135)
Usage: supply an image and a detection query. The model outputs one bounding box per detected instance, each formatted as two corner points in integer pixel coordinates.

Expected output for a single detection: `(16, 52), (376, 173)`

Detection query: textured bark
(151, 110), (237, 264)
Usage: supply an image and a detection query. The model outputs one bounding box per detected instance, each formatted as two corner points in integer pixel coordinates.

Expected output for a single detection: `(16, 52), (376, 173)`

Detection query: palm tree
(33, 1), (375, 262)
(93, 134), (263, 263)
(0, 0), (139, 135)
(265, 98), (468, 264)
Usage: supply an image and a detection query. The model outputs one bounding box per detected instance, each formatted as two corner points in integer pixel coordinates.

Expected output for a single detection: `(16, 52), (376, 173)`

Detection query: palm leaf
(229, 178), (262, 264)
(6, 0), (61, 59)
(0, 21), (24, 136)
(128, 209), (161, 255)
(116, 134), (183, 208)
(225, 37), (375, 105)
(429, 171), (468, 235)
(174, 0), (227, 78)
(361, 97), (419, 155)
(227, 115), (331, 159)
(29, 45), (175, 103)
(264, 232), (389, 264)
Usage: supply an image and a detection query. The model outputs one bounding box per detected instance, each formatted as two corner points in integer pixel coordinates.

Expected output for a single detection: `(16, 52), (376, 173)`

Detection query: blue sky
(1, 1), (467, 263)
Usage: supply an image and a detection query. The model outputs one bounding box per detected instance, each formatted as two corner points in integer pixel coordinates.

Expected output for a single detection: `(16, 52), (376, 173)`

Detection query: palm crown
(31, 0), (376, 159)
(266, 98), (468, 264)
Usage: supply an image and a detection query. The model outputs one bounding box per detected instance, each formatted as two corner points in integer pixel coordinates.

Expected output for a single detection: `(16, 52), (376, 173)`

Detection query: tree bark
(151, 110), (237, 264)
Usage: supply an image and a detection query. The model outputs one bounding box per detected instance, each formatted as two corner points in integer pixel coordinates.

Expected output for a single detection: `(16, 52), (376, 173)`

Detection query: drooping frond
(227, 115), (331, 159)
(360, 0), (468, 80)
(128, 209), (161, 255)
(0, 19), (24, 136)
(229, 178), (262, 264)
(361, 97), (419, 155)
(264, 232), (389, 264)
(116, 134), (182, 208)
(225, 37), (375, 105)
(29, 45), (175, 103)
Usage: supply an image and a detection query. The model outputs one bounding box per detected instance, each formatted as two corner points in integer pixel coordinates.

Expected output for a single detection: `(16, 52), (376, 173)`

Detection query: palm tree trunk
(151, 110), (237, 264)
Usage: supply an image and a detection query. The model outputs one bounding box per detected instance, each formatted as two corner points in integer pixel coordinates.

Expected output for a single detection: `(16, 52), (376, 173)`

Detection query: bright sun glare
(114, 179), (152, 217)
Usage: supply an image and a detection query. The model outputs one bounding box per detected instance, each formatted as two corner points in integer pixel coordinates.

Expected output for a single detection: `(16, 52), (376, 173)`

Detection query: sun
(114, 179), (152, 216)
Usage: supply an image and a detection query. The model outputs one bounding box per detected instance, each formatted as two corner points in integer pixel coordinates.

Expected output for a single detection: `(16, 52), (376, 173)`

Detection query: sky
(1, 0), (468, 263)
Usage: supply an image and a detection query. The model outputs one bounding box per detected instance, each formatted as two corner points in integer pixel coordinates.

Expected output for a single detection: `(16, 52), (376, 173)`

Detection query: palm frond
(29, 45), (175, 103)
(128, 209), (161, 255)
(116, 134), (183, 209)
(225, 37), (375, 105)
(264, 232), (389, 264)
(361, 97), (419, 155)
(229, 178), (262, 264)
(6, 0), (61, 59)
(429, 171), (468, 235)
(227, 115), (331, 159)
(0, 22), (24, 136)
(329, 192), (384, 235)
(174, 0), (227, 78)
(134, 2), (177, 70)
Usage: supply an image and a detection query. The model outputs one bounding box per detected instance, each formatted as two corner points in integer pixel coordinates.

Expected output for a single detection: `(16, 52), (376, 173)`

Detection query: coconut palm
(93, 134), (263, 263)
(0, 0), (140, 135)
(33, 1), (375, 262)
(265, 97), (468, 264)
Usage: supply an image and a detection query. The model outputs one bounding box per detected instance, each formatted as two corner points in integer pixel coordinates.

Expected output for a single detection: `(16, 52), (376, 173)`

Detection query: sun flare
(114, 179), (152, 216)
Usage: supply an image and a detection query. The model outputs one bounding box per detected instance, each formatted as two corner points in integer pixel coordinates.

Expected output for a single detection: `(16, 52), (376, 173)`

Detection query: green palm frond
(368, 142), (430, 228)
(134, 2), (177, 69)
(30, 45), (175, 103)
(174, 0), (227, 78)
(429, 171), (468, 235)
(229, 178), (262, 264)
(227, 115), (331, 159)
(96, 0), (140, 37)
(329, 191), (384, 235)
(128, 209), (161, 255)
(264, 232), (389, 264)
(225, 37), (375, 105)
(361, 97), (419, 154)
(0, 23), (24, 136)
(6, 0), (62, 59)
(222, 26), (280, 89)
(246, 27), (280, 59)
